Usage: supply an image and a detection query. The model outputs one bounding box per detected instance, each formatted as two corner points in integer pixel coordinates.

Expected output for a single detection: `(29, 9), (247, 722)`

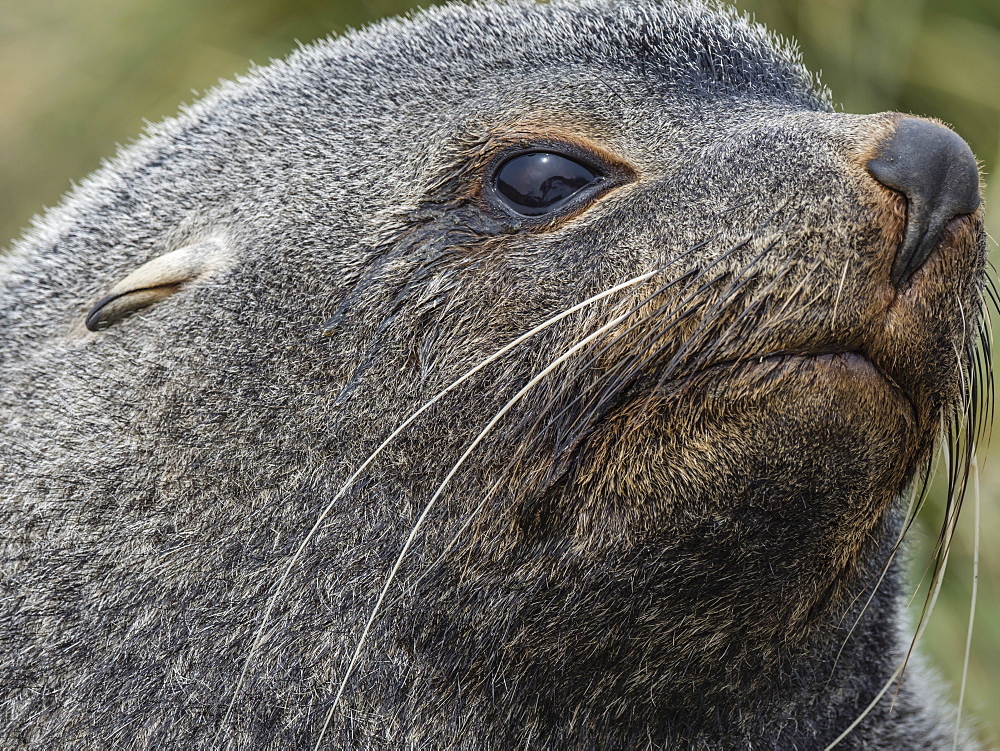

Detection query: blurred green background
(1, 0), (997, 744)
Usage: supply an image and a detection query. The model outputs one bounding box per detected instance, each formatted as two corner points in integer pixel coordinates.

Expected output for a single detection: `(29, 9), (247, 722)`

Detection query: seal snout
(866, 117), (981, 288)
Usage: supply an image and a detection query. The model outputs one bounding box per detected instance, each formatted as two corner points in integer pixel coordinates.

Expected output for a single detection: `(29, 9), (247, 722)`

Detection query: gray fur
(0, 1), (986, 748)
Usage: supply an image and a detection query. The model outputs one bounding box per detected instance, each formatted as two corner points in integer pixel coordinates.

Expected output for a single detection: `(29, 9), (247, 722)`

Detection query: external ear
(85, 239), (230, 331)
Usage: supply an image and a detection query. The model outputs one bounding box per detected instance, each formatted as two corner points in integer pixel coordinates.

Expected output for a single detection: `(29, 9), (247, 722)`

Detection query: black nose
(866, 117), (980, 287)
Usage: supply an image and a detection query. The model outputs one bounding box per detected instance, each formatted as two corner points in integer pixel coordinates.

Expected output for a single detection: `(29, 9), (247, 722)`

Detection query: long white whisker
(315, 294), (653, 747)
(219, 266), (667, 731)
(827, 481), (921, 682)
(952, 453), (979, 750)
(824, 484), (960, 750)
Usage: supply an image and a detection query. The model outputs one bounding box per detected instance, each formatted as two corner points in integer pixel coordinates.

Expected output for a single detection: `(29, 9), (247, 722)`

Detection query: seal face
(0, 1), (988, 748)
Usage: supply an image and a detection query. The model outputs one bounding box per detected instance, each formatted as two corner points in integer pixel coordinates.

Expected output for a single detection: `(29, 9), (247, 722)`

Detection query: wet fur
(0, 1), (988, 748)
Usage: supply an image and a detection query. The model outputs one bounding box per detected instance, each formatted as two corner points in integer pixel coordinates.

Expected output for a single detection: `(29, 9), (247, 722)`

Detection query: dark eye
(493, 152), (601, 216)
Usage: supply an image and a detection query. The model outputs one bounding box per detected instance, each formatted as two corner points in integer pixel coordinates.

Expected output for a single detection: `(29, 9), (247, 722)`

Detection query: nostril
(866, 117), (980, 288)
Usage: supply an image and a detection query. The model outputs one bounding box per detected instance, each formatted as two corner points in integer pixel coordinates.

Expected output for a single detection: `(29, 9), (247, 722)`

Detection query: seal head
(0, 1), (987, 748)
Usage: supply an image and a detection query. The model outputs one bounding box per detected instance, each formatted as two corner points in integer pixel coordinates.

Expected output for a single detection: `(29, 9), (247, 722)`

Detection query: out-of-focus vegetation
(1, 0), (997, 744)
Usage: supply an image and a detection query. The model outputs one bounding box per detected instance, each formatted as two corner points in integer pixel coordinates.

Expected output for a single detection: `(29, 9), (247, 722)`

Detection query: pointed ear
(85, 239), (231, 331)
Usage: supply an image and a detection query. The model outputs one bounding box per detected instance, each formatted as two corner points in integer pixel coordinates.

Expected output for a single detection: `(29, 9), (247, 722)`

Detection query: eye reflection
(494, 152), (600, 216)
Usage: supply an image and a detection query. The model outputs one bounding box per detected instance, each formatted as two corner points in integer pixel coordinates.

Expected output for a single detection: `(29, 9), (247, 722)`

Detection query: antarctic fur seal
(0, 1), (988, 748)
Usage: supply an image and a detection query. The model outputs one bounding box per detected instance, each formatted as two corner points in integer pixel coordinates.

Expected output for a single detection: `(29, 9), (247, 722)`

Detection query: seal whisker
(633, 201), (801, 385)
(982, 265), (1000, 314)
(897, 446), (967, 704)
(539, 277), (727, 454)
(677, 249), (821, 380)
(499, 267), (735, 485)
(953, 453), (980, 749)
(827, 481), (923, 681)
(891, 292), (985, 624)
(663, 262), (831, 415)
(507, 274), (707, 464)
(624, 227), (810, 412)
(577, 212), (796, 392)
(222, 266), (668, 730)
(830, 257), (852, 330)
(648, 207), (808, 370)
(824, 475), (963, 749)
(550, 210), (807, 443)
(317, 278), (684, 744)
(973, 307), (994, 445)
(646, 257), (809, 406)
(891, 349), (979, 710)
(762, 247), (844, 330)
(517, 238), (753, 451)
